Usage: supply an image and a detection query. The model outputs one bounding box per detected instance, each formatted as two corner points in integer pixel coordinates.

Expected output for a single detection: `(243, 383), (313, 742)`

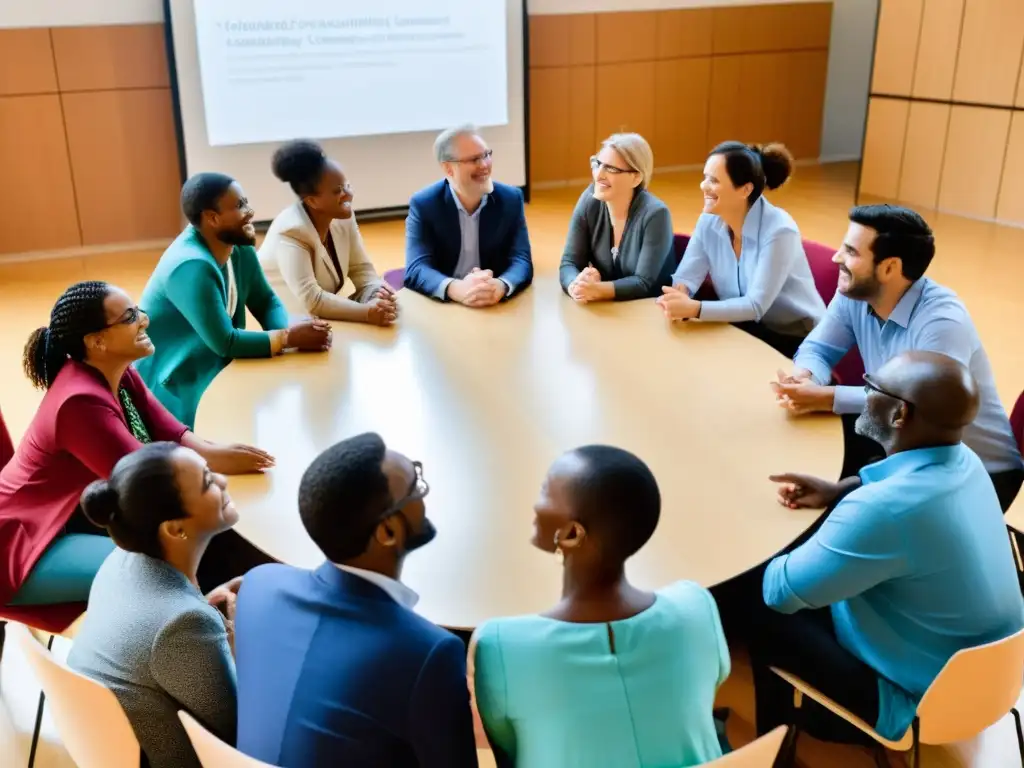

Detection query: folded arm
(610, 206), (673, 301)
(164, 260), (276, 359)
(275, 236), (368, 321)
(697, 230), (801, 323)
(497, 190), (533, 297)
(793, 296), (859, 410)
(558, 192), (593, 293)
(763, 494), (906, 613)
(240, 248), (290, 331)
(404, 200), (452, 299)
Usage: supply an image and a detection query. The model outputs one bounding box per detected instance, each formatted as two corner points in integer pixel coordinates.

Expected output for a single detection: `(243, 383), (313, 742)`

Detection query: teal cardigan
(136, 226), (290, 428)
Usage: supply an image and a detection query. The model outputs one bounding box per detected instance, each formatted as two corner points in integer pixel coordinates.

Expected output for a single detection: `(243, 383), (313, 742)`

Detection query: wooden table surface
(196, 275), (844, 629)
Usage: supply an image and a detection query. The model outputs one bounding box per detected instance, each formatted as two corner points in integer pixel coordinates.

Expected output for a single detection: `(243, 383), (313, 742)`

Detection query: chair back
(383, 268), (405, 292)
(13, 623), (140, 768)
(179, 711), (277, 767)
(801, 239), (865, 384)
(0, 603), (85, 634)
(706, 726), (788, 766)
(1010, 389), (1024, 453)
(672, 233), (690, 266)
(0, 405), (13, 471)
(917, 627), (1024, 744)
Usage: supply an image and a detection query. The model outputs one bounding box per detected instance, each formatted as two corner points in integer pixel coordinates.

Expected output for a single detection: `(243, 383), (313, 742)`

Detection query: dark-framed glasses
(590, 156), (635, 175)
(106, 306), (147, 328)
(449, 149), (493, 165)
(863, 373), (914, 410)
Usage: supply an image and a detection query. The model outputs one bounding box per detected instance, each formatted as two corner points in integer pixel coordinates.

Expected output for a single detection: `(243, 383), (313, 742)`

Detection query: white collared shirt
(334, 564), (420, 610)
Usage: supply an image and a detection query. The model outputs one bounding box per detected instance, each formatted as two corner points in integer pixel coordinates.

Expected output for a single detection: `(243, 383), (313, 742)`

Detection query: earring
(178, 532), (188, 540)
(553, 531), (564, 565)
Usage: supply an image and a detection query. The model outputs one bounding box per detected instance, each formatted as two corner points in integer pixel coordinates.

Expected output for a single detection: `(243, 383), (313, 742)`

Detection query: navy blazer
(403, 179), (533, 298)
(234, 563), (479, 768)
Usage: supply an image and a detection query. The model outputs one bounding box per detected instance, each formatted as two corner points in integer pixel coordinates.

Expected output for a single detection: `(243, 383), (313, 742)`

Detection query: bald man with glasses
(749, 351), (1024, 747)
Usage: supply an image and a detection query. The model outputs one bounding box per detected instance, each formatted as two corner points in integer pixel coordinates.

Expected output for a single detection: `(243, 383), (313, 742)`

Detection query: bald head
(856, 351), (980, 453)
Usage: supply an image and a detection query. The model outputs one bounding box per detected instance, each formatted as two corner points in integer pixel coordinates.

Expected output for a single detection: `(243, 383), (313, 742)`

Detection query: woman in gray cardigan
(559, 133), (675, 302)
(68, 441), (243, 768)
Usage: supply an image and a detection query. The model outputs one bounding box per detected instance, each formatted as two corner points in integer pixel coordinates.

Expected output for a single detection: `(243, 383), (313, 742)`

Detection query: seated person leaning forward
(260, 139), (397, 325)
(773, 205), (1023, 509)
(404, 125), (533, 307)
(472, 445), (730, 768)
(233, 433), (478, 768)
(136, 172), (332, 428)
(751, 351), (1024, 746)
(69, 442), (242, 768)
(559, 133), (675, 303)
(0, 281), (272, 613)
(657, 142), (825, 358)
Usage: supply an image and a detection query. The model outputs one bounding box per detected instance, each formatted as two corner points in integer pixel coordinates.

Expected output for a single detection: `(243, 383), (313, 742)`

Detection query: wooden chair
(13, 623), (139, 768)
(771, 628), (1024, 767)
(179, 711), (276, 767)
(708, 726), (788, 766)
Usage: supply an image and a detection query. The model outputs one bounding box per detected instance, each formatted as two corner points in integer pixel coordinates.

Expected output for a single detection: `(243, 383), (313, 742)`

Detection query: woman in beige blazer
(260, 140), (397, 325)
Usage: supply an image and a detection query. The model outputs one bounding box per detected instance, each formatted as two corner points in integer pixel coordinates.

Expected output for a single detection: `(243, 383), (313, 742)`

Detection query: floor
(2, 162), (1024, 766)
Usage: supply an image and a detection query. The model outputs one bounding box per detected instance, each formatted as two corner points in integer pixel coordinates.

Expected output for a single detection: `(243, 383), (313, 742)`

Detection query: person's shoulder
(916, 278), (969, 318)
(656, 580), (721, 621)
(491, 180), (524, 203)
(760, 198), (800, 238)
(637, 189), (670, 215)
(474, 613), (558, 650)
(240, 562), (308, 598)
(51, 362), (116, 411)
(409, 179), (447, 208)
(265, 202), (310, 242)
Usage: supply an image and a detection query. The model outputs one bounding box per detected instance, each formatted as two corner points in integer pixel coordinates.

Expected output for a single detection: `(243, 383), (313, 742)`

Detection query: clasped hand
(768, 473), (842, 509)
(655, 285), (701, 321)
(770, 369), (834, 415)
(365, 283), (398, 326)
(448, 268), (506, 308)
(287, 317), (333, 352)
(568, 266), (603, 303)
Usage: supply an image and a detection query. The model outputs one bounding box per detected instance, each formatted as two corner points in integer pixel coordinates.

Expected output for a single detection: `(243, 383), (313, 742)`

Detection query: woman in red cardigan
(0, 280), (275, 608)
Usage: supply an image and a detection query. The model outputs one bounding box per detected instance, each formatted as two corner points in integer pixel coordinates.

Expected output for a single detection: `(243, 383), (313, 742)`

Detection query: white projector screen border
(163, 0), (530, 223)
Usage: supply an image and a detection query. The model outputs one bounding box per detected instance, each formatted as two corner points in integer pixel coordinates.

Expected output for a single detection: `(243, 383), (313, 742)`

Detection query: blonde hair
(601, 133), (654, 188)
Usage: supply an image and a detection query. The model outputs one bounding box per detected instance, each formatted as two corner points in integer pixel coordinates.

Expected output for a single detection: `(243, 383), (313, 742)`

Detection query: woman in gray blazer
(559, 133), (675, 302)
(68, 441), (243, 768)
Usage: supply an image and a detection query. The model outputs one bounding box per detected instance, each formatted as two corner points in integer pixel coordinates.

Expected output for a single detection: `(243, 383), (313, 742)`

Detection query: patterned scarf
(118, 387), (152, 444)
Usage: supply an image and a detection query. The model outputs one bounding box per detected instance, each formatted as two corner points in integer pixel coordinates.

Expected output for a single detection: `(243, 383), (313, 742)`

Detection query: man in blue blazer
(233, 433), (479, 768)
(404, 125), (534, 306)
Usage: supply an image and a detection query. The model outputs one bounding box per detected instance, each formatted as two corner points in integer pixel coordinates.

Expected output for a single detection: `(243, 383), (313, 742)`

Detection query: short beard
(217, 228), (256, 247)
(841, 270), (881, 300)
(854, 412), (892, 450)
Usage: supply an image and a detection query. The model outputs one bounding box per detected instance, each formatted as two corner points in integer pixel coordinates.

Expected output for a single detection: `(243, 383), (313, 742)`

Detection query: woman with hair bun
(657, 141), (825, 358)
(0, 281), (274, 616)
(259, 139), (397, 324)
(68, 441), (241, 768)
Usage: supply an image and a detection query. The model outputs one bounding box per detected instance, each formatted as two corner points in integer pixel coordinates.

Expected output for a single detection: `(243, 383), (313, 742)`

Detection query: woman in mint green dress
(471, 446), (730, 768)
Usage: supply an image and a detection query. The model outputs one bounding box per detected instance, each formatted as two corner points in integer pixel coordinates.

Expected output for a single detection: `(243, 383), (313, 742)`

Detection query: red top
(0, 361), (188, 605)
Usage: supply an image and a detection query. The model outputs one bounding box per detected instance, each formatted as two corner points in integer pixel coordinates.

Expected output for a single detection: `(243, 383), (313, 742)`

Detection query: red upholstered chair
(801, 239), (865, 386)
(1012, 390), (1024, 454)
(383, 268), (404, 292)
(0, 405), (13, 471)
(672, 233), (718, 301)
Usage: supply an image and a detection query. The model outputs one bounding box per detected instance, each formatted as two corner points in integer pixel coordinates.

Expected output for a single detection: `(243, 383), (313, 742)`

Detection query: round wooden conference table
(196, 276), (844, 630)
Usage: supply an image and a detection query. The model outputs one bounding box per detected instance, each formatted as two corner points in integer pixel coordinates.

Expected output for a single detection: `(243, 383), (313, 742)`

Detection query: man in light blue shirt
(754, 351), (1024, 745)
(773, 204), (1023, 509)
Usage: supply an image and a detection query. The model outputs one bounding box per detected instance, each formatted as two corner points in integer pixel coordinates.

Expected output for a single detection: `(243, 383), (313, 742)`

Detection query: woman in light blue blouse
(657, 141), (825, 358)
(471, 446), (730, 768)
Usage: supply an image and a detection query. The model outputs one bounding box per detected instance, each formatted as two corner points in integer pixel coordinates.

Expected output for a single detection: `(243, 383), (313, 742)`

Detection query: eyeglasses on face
(590, 156), (635, 175)
(362, 461), (429, 538)
(106, 306), (147, 328)
(863, 373), (914, 409)
(448, 149), (493, 165)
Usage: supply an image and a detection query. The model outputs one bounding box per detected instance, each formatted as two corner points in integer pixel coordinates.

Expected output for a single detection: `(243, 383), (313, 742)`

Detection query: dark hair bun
(80, 479), (120, 528)
(756, 143), (794, 191)
(271, 139), (327, 187)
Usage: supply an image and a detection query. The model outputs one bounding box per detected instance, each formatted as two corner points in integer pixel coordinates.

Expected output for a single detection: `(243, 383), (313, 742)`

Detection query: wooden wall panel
(655, 9), (713, 59)
(897, 102), (950, 209)
(595, 62), (656, 145)
(527, 68), (570, 184)
(62, 89), (181, 245)
(1017, 54), (1024, 108)
(51, 24), (169, 92)
(0, 29), (58, 97)
(952, 0), (1024, 107)
(871, 0), (923, 96)
(707, 56), (744, 148)
(782, 50), (828, 159)
(0, 96), (80, 253)
(653, 58), (711, 167)
(859, 98), (910, 200)
(594, 12), (657, 64)
(528, 14), (595, 68)
(712, 3), (831, 55)
(567, 67), (597, 178)
(938, 106), (1010, 219)
(997, 112), (1024, 223)
(911, 0), (963, 100)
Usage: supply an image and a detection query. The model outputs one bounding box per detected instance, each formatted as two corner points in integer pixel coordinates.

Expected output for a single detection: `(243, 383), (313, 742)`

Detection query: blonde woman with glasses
(559, 133), (675, 303)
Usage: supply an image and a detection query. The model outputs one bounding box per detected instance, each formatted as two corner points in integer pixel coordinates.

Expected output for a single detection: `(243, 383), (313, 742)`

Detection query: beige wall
(859, 0), (1024, 224)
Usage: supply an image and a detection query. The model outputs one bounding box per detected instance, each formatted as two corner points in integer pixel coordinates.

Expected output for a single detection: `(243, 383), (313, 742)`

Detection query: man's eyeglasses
(448, 149), (493, 166)
(863, 373), (914, 409)
(590, 156), (636, 175)
(106, 306), (147, 328)
(363, 461), (429, 537)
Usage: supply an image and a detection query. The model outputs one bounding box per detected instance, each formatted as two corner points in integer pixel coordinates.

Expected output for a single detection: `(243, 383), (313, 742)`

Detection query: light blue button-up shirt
(434, 193), (512, 300)
(671, 197), (826, 335)
(794, 277), (1022, 472)
(764, 444), (1024, 741)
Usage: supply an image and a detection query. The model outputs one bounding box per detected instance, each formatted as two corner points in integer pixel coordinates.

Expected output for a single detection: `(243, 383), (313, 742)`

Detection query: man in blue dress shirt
(773, 204), (1023, 510)
(754, 350), (1024, 745)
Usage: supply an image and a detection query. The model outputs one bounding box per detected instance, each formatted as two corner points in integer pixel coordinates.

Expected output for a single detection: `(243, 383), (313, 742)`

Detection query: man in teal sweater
(137, 173), (332, 427)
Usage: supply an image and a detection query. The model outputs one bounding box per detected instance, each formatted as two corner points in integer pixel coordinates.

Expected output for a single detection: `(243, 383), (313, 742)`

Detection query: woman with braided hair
(0, 281), (275, 611)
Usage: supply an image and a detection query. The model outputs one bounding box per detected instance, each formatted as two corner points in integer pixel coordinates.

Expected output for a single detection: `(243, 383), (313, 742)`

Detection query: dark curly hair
(271, 139), (330, 197)
(23, 281), (111, 390)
